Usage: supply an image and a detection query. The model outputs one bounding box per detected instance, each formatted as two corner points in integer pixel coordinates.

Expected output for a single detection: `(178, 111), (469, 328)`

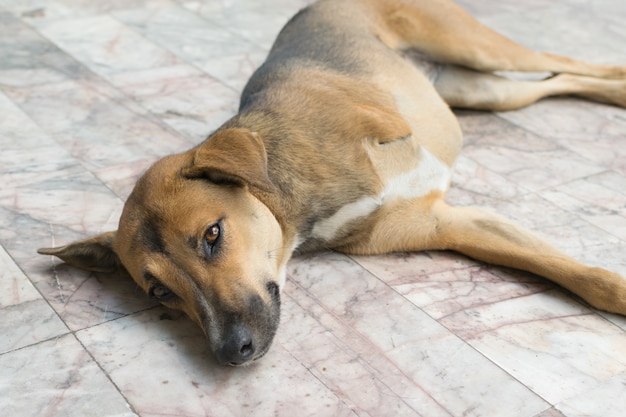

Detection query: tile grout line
(356, 253), (626, 414)
(283, 275), (457, 417)
(347, 253), (564, 412)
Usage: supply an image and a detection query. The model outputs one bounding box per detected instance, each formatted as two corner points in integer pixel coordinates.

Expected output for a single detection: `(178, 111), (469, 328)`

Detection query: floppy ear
(183, 128), (275, 192)
(38, 231), (123, 273)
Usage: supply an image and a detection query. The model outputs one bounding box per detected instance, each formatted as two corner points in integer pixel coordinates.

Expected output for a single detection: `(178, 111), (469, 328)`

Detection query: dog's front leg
(337, 196), (626, 315)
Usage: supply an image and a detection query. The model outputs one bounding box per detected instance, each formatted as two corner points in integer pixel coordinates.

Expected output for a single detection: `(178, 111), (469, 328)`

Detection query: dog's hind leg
(377, 0), (625, 78)
(338, 196), (626, 315)
(432, 65), (626, 110)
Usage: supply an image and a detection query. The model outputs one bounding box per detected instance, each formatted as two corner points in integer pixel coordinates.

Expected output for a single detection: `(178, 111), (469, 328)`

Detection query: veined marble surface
(1, 0), (625, 416)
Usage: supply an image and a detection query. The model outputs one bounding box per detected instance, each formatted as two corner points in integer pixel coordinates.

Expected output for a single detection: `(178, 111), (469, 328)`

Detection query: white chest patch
(311, 146), (451, 242)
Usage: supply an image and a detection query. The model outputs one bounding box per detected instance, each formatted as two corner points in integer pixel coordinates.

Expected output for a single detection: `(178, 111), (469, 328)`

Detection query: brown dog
(38, 0), (626, 366)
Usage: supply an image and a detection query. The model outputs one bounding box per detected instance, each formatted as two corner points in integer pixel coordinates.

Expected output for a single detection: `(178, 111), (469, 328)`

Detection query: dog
(38, 0), (626, 366)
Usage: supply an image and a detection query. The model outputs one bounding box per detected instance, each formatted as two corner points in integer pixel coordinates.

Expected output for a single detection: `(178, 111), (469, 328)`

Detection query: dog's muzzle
(211, 285), (281, 366)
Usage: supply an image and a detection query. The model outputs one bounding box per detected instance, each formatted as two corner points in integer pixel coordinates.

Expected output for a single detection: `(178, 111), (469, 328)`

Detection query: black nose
(217, 325), (255, 366)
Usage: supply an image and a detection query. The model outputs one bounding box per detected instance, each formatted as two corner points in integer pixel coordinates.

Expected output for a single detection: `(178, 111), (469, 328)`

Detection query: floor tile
(76, 307), (358, 417)
(539, 171), (626, 241)
(0, 9), (91, 86)
(393, 264), (552, 320)
(0, 0), (171, 22)
(0, 90), (81, 189)
(495, 100), (626, 175)
(439, 291), (626, 405)
(181, 0), (301, 51)
(555, 373), (626, 417)
(0, 334), (137, 417)
(32, 14), (181, 77)
(4, 79), (193, 171)
(535, 408), (568, 417)
(0, 245), (67, 354)
(457, 112), (606, 192)
(287, 253), (550, 417)
(282, 275), (456, 417)
(0, 173), (156, 331)
(111, 3), (266, 90)
(108, 65), (240, 141)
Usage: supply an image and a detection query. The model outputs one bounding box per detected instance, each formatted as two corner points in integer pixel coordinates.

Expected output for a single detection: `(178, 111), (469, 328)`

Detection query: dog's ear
(183, 128), (275, 192)
(38, 231), (123, 273)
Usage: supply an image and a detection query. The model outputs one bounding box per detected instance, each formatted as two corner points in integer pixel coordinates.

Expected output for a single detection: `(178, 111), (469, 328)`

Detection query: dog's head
(39, 128), (291, 365)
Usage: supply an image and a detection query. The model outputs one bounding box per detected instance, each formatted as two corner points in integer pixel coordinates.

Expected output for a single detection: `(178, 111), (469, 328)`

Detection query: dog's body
(39, 0), (626, 366)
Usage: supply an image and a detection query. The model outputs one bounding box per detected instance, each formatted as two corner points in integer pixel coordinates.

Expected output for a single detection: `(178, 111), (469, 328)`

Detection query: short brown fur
(39, 0), (626, 365)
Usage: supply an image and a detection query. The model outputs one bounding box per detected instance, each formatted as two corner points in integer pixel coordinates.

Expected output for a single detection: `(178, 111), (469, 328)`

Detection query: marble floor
(1, 0), (625, 416)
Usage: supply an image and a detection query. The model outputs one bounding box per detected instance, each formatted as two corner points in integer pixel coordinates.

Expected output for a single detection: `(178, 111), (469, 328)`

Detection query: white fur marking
(311, 147), (450, 241)
(382, 147), (451, 201)
(312, 197), (382, 242)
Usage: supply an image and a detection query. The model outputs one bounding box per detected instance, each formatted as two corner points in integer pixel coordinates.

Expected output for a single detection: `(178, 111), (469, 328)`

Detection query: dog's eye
(149, 284), (174, 301)
(205, 223), (220, 245)
(203, 222), (222, 258)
